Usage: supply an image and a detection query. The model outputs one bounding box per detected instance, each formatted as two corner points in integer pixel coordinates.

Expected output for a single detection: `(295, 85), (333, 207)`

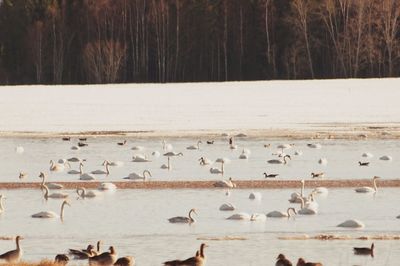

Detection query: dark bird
(117, 140), (127, 146)
(206, 140), (214, 144)
(79, 138), (87, 141)
(55, 254), (69, 265)
(311, 172), (324, 178)
(0, 236), (23, 263)
(276, 254), (292, 266)
(296, 258), (323, 266)
(114, 256), (135, 266)
(78, 142), (88, 147)
(358, 161), (370, 166)
(163, 243), (208, 266)
(353, 243), (374, 257)
(62, 137), (71, 141)
(264, 172), (279, 178)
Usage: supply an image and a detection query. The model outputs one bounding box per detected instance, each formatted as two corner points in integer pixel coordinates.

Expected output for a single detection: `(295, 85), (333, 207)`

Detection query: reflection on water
(0, 188), (399, 265)
(0, 137), (399, 183)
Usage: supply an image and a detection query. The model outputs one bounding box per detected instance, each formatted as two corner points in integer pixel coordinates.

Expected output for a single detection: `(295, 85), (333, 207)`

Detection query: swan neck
(168, 156), (171, 169)
(221, 162), (224, 174)
(301, 182), (304, 197)
(79, 163), (83, 174)
(373, 178), (377, 191)
(105, 163), (110, 175)
(60, 202), (66, 219)
(300, 197), (304, 209)
(44, 186), (49, 199)
(188, 210), (195, 222)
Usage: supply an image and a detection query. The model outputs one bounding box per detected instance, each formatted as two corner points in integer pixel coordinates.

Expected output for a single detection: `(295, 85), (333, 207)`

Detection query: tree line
(0, 0), (399, 85)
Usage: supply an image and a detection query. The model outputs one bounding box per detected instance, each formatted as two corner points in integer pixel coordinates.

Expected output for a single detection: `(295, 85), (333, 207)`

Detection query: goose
(213, 177), (236, 188)
(98, 183), (117, 191)
(250, 213), (266, 221)
(0, 236), (22, 263)
(117, 140), (127, 146)
(131, 146), (145, 151)
(311, 172), (324, 178)
(32, 200), (70, 219)
(0, 195), (5, 213)
(42, 184), (69, 199)
(268, 155), (291, 164)
(298, 197), (317, 215)
(91, 161), (111, 175)
(307, 143), (322, 149)
(39, 172), (63, 189)
(206, 140), (214, 144)
(353, 243), (374, 257)
(67, 157), (85, 162)
(68, 163), (84, 174)
(54, 254), (69, 265)
(379, 155), (392, 161)
(219, 203), (235, 211)
(358, 161), (370, 166)
(69, 244), (96, 260)
(318, 158), (328, 165)
(77, 187), (98, 198)
(80, 173), (96, 180)
(168, 209), (197, 223)
(198, 157), (212, 165)
(18, 172), (27, 179)
(267, 207), (297, 218)
(296, 258), (323, 266)
(355, 176), (380, 193)
(78, 142), (88, 147)
(362, 152), (373, 158)
(124, 170), (152, 180)
(89, 246), (117, 266)
(114, 256), (135, 266)
(276, 254), (292, 266)
(264, 173), (279, 178)
(288, 180), (306, 203)
(132, 154), (151, 162)
(337, 219), (365, 228)
(163, 243), (207, 266)
(227, 212), (251, 220)
(187, 141), (202, 150)
(249, 192), (262, 200)
(50, 160), (66, 172)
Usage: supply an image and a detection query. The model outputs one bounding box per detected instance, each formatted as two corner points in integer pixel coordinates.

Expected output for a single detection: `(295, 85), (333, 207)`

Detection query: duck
(198, 157), (212, 166)
(89, 246), (117, 266)
(79, 138), (87, 141)
(78, 142), (88, 147)
(296, 258), (323, 266)
(276, 253), (293, 266)
(18, 172), (27, 179)
(307, 143), (322, 149)
(311, 172), (324, 178)
(318, 158), (328, 165)
(206, 140), (214, 144)
(168, 209), (197, 224)
(62, 137), (71, 141)
(353, 243), (374, 257)
(163, 243), (207, 266)
(249, 192), (262, 200)
(264, 173), (279, 178)
(0, 236), (23, 263)
(117, 140), (127, 146)
(358, 161), (370, 166)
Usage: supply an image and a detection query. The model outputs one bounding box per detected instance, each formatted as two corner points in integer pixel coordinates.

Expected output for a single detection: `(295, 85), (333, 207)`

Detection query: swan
(219, 203), (235, 211)
(264, 173), (279, 178)
(80, 173), (96, 180)
(68, 163), (84, 174)
(268, 155), (291, 164)
(162, 140), (173, 152)
(353, 243), (374, 257)
(98, 182), (117, 191)
(296, 258), (323, 266)
(288, 180), (306, 203)
(212, 158), (230, 174)
(32, 200), (70, 219)
(54, 254), (69, 265)
(187, 140), (202, 150)
(228, 136), (237, 149)
(249, 192), (262, 200)
(91, 161), (111, 175)
(210, 167), (223, 174)
(124, 170), (152, 180)
(163, 243), (207, 266)
(58, 158), (68, 164)
(117, 140), (127, 146)
(0, 195), (5, 213)
(307, 143), (322, 149)
(131, 145), (145, 151)
(132, 154), (151, 162)
(318, 158), (328, 165)
(77, 187), (98, 198)
(337, 219), (365, 228)
(267, 207), (297, 218)
(0, 236), (22, 263)
(355, 176), (380, 193)
(89, 246), (117, 266)
(380, 155), (393, 161)
(276, 254), (292, 266)
(199, 157), (212, 165)
(42, 184), (69, 199)
(50, 160), (66, 172)
(39, 172), (63, 189)
(67, 157), (85, 162)
(163, 151), (183, 157)
(71, 145), (80, 150)
(168, 208), (197, 223)
(239, 149), (250, 159)
(109, 161), (124, 167)
(19, 172), (27, 179)
(250, 213), (267, 221)
(227, 212), (251, 220)
(152, 151), (161, 157)
(114, 256), (135, 266)
(213, 177), (236, 188)
(298, 197), (317, 215)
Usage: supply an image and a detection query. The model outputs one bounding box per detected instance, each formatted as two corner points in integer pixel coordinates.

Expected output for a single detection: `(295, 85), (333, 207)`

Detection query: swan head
(190, 208), (198, 215)
(39, 172), (46, 178)
(284, 155), (291, 160)
(62, 200), (71, 207)
(373, 176), (381, 180)
(300, 179), (305, 184)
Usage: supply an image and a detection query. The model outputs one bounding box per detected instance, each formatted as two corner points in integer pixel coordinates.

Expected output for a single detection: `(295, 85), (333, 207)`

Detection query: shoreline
(1, 179), (399, 189)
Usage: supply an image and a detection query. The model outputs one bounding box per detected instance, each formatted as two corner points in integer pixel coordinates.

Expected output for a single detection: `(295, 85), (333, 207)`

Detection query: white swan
(76, 187), (97, 198)
(379, 155), (393, 161)
(163, 151), (183, 157)
(124, 170), (152, 180)
(199, 157), (212, 165)
(239, 149), (250, 159)
(250, 213), (266, 221)
(152, 151), (161, 157)
(337, 219), (365, 228)
(355, 176), (380, 193)
(187, 140), (202, 150)
(58, 159), (67, 164)
(288, 180), (306, 203)
(307, 143), (322, 149)
(210, 167), (223, 174)
(162, 140), (173, 151)
(219, 203), (235, 211)
(98, 183), (116, 191)
(277, 144), (294, 153)
(161, 152), (183, 170)
(249, 192), (262, 200)
(91, 161), (110, 175)
(298, 197), (317, 215)
(0, 195), (5, 213)
(68, 163), (83, 174)
(80, 173), (96, 180)
(168, 209), (197, 223)
(39, 172), (63, 189)
(213, 177), (236, 188)
(67, 157), (85, 162)
(227, 212), (251, 220)
(71, 145), (80, 150)
(267, 207), (297, 218)
(267, 155), (291, 164)
(132, 154), (151, 162)
(213, 158), (230, 174)
(42, 184), (69, 199)
(49, 160), (66, 172)
(32, 200), (70, 219)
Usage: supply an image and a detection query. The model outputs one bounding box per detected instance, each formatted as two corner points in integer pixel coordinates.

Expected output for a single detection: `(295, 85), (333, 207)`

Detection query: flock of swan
(0, 136), (396, 265)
